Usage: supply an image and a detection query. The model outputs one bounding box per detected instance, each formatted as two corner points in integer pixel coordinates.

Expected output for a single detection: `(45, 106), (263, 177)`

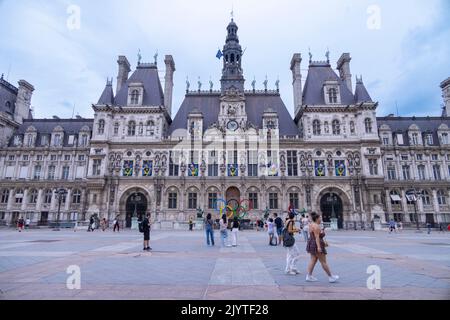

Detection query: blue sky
(0, 0), (449, 119)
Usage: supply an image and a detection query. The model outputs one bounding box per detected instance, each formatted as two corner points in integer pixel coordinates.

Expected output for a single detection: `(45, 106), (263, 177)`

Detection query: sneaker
(285, 271), (297, 275)
(329, 275), (339, 283)
(306, 275), (318, 282)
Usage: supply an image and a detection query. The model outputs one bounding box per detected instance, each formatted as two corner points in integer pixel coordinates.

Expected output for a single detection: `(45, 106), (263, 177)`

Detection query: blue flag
(216, 49), (223, 60)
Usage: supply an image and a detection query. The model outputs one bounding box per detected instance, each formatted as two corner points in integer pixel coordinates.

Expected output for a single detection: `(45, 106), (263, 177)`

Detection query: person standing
(25, 217), (31, 230)
(100, 218), (107, 232)
(389, 219), (396, 234)
(113, 216), (120, 232)
(142, 213), (151, 251)
(427, 223), (432, 235)
(274, 213), (284, 246)
(267, 218), (277, 246)
(189, 217), (194, 231)
(88, 216), (95, 232)
(18, 217), (24, 232)
(306, 212), (339, 283)
(219, 214), (230, 247)
(205, 213), (215, 246)
(284, 212), (301, 275)
(231, 217), (239, 247)
(301, 215), (310, 242)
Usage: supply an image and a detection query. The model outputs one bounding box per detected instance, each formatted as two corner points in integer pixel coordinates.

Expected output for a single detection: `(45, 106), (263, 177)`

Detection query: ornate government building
(1, 19), (449, 229)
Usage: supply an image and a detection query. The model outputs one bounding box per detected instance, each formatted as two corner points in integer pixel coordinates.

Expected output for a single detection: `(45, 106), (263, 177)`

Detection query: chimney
(337, 53), (352, 92)
(290, 53), (302, 117)
(164, 55), (176, 117)
(440, 77), (450, 117)
(15, 80), (35, 124)
(116, 56), (131, 94)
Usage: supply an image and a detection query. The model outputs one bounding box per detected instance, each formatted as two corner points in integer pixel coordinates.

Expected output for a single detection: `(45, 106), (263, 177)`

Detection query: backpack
(138, 220), (144, 233)
(282, 221), (295, 247)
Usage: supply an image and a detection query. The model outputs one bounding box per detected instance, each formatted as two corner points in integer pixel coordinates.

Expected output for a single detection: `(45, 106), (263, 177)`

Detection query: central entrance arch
(125, 192), (148, 228)
(226, 187), (241, 213)
(320, 193), (344, 229)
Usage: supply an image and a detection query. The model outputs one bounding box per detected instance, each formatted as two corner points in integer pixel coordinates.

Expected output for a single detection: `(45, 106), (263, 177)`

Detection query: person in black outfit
(143, 214), (151, 251)
(274, 213), (284, 246)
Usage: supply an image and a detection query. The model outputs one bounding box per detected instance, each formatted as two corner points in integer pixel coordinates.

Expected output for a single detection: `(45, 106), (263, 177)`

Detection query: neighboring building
(0, 19), (449, 228)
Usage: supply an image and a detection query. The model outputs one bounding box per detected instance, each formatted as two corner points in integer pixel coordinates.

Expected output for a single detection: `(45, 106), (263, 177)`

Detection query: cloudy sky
(0, 0), (449, 119)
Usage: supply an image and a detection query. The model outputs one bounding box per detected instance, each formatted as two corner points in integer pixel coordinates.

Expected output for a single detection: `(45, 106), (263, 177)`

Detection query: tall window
(1, 190), (10, 204)
(33, 165), (41, 180)
(417, 165), (426, 180)
(289, 193), (299, 209)
(402, 165), (411, 180)
(72, 189), (81, 204)
(369, 159), (378, 175)
(249, 193), (258, 210)
(128, 121), (136, 136)
(422, 191), (431, 206)
(269, 193), (278, 209)
(29, 189), (38, 204)
(433, 164), (441, 180)
(425, 134), (433, 145)
(98, 120), (105, 135)
(168, 193), (177, 209)
(146, 120), (155, 136)
(437, 190), (447, 205)
(387, 166), (396, 180)
(328, 88), (338, 103)
(390, 190), (401, 205)
(332, 120), (340, 135)
(312, 120), (321, 135)
(53, 134), (61, 147)
(247, 151), (258, 177)
(47, 166), (56, 180)
(208, 151), (218, 176)
(383, 136), (389, 145)
(15, 189), (24, 204)
(130, 90), (140, 105)
(61, 166), (70, 180)
(411, 133), (419, 145)
(287, 151), (298, 176)
(44, 189), (53, 204)
(442, 133), (449, 145)
(92, 159), (102, 176)
(169, 151), (179, 176)
(80, 134), (88, 147)
(188, 193), (197, 209)
(208, 193), (218, 209)
(364, 118), (372, 134)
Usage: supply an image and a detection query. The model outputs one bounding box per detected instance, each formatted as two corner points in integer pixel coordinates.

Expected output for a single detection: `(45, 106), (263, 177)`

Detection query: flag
(216, 49), (223, 60)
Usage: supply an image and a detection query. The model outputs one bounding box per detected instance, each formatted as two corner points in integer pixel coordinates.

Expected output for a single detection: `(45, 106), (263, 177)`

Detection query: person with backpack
(274, 213), (284, 246)
(231, 217), (240, 247)
(306, 212), (339, 283)
(284, 212), (301, 275)
(140, 213), (151, 251)
(205, 213), (215, 246)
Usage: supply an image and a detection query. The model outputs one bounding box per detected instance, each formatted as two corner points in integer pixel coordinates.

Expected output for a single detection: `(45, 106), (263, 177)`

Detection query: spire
(98, 78), (115, 105)
(220, 17), (245, 93)
(354, 75), (372, 103)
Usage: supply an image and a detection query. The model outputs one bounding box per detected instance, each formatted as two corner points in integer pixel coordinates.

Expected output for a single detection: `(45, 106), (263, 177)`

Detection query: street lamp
(53, 188), (67, 231)
(406, 188), (421, 231)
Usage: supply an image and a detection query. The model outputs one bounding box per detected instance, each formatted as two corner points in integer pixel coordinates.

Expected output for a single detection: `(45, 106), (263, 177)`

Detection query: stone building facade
(0, 19), (449, 228)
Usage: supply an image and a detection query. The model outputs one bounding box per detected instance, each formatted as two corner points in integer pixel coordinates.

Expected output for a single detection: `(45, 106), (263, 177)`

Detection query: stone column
(385, 189), (392, 220)
(21, 189), (28, 211)
(400, 189), (408, 216)
(432, 189), (440, 217)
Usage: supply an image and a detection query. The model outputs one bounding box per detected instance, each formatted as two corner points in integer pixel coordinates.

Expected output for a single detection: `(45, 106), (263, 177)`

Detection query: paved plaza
(0, 228), (449, 300)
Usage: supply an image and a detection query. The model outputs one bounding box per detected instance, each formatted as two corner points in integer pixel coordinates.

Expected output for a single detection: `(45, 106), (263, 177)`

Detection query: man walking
(113, 216), (120, 232)
(189, 217), (194, 231)
(143, 213), (151, 251)
(274, 213), (284, 246)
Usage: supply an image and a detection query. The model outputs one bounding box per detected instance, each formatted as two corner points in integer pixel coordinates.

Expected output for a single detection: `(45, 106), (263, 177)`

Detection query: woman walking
(306, 212), (339, 283)
(284, 212), (301, 275)
(231, 217), (240, 247)
(205, 213), (215, 246)
(267, 218), (277, 246)
(219, 214), (230, 247)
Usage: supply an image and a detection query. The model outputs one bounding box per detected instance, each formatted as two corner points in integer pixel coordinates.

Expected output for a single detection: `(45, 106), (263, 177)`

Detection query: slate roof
(169, 92), (300, 136)
(113, 64), (164, 106)
(97, 81), (114, 105)
(377, 116), (450, 146)
(354, 80), (372, 103)
(9, 118), (94, 147)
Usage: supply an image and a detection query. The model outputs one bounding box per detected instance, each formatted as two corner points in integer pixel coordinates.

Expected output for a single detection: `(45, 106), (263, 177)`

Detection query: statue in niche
(300, 153), (306, 168)
(354, 153), (361, 167)
(327, 154), (333, 168)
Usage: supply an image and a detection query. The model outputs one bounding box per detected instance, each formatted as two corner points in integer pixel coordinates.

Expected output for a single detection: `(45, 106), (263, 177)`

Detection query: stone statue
(198, 78), (202, 91)
(137, 49), (142, 65)
(186, 77), (190, 92)
(251, 78), (256, 91)
(209, 80), (213, 91)
(154, 51), (158, 65)
(327, 154), (333, 168)
(308, 49), (312, 62)
(325, 49), (330, 62)
(263, 77), (268, 91)
(275, 79), (280, 91)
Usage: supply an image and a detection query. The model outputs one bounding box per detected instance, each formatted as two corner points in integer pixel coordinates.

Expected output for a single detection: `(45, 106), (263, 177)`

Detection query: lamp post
(53, 188), (67, 231)
(406, 188), (421, 232)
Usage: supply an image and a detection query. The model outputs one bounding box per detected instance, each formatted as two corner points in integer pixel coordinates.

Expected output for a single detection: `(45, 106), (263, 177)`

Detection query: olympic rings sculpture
(213, 198), (254, 219)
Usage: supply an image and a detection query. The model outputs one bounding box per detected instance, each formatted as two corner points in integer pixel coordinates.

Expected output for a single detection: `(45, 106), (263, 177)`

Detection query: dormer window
(53, 134), (61, 147)
(425, 133), (433, 145)
(411, 133), (419, 145)
(442, 133), (449, 144)
(130, 90), (140, 105)
(313, 120), (321, 135)
(97, 120), (105, 135)
(328, 88), (338, 104)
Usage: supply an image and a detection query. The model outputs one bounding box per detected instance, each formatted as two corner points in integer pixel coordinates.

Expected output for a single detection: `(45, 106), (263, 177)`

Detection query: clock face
(227, 120), (239, 131)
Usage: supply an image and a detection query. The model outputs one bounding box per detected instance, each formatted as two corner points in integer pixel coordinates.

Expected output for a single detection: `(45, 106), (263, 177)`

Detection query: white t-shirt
(267, 221), (275, 234)
(302, 218), (309, 231)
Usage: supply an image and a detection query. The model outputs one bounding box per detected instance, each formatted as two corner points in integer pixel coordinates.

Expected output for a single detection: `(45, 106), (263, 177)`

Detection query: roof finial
(154, 50), (158, 65)
(186, 76), (190, 93)
(137, 49), (142, 65)
(263, 75), (268, 92)
(326, 48), (330, 63)
(251, 77), (256, 92)
(275, 77), (280, 92)
(198, 77), (202, 92)
(308, 48), (312, 63)
(231, 5), (234, 22)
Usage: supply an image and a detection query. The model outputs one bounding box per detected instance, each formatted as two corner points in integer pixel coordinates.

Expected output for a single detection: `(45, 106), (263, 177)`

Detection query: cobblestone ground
(0, 228), (449, 300)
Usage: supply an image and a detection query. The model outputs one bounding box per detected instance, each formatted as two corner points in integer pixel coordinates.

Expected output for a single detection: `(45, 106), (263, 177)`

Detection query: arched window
(312, 120), (321, 135)
(29, 189), (38, 204)
(422, 190), (431, 206)
(437, 190), (447, 205)
(128, 121), (136, 136)
(332, 120), (341, 135)
(365, 118), (373, 134)
(98, 120), (105, 135)
(72, 189), (81, 204)
(328, 88), (338, 104)
(1, 189), (10, 204)
(130, 90), (140, 105)
(146, 120), (155, 136)
(44, 189), (53, 204)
